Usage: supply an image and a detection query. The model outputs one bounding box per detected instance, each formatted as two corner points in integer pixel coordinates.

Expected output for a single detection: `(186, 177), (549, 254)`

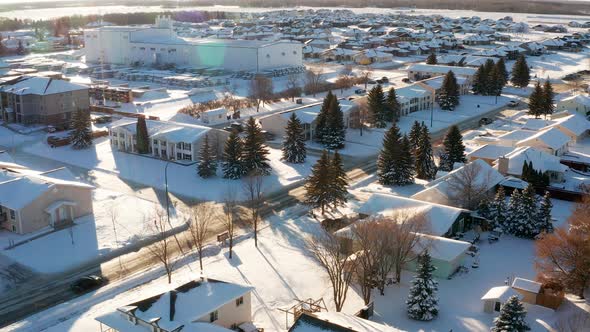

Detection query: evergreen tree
(282, 112), (306, 163)
(489, 65), (504, 97)
(490, 186), (507, 230)
(70, 109), (92, 149)
(385, 87), (401, 122)
(537, 191), (554, 233)
(438, 70), (460, 111)
(439, 125), (466, 171)
(222, 131), (244, 179)
(505, 189), (523, 235)
(135, 116), (149, 154)
(408, 120), (422, 151)
(506, 185), (538, 238)
(16, 40), (25, 55)
(322, 96), (346, 150)
(495, 57), (509, 86)
(426, 52), (437, 65)
(477, 199), (492, 221)
(472, 65), (486, 95)
(304, 150), (332, 214)
(491, 295), (531, 332)
(315, 91), (333, 142)
(528, 82), (544, 118)
(367, 84), (387, 128)
(398, 135), (415, 185)
(483, 59), (497, 95)
(377, 124), (401, 185)
(511, 54), (531, 88)
(415, 124), (437, 180)
(329, 150), (349, 209)
(542, 80), (555, 118)
(242, 116), (271, 175)
(406, 250), (439, 321)
(197, 134), (217, 178)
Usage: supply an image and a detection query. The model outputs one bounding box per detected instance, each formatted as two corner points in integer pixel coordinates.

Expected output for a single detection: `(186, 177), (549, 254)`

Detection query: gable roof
(2, 76), (88, 96)
(517, 127), (570, 150)
(498, 146), (568, 176)
(289, 312), (405, 332)
(550, 113), (589, 137)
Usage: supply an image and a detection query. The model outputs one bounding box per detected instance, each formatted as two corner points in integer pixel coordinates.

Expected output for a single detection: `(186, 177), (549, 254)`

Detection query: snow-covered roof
(1, 76), (88, 95)
(278, 101), (354, 124)
(111, 118), (212, 144)
(498, 146), (568, 176)
(412, 159), (505, 209)
(112, 278), (253, 332)
(468, 144), (515, 161)
(418, 75), (468, 90)
(290, 312), (405, 332)
(558, 94), (590, 107)
(512, 277), (541, 294)
(521, 118), (554, 131)
(407, 64), (477, 77)
(415, 233), (471, 262)
(0, 167), (93, 210)
(481, 286), (522, 302)
(395, 84), (432, 100)
(354, 193), (468, 236)
(517, 127), (570, 151)
(550, 113), (589, 137)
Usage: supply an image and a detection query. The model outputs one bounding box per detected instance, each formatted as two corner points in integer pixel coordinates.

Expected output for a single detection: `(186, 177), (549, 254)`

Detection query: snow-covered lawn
(8, 197), (577, 332)
(1, 189), (185, 274)
(22, 137), (318, 202)
(506, 50), (590, 80)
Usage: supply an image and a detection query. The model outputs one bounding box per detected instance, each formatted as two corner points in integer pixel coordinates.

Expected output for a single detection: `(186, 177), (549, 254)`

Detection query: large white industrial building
(84, 16), (303, 72)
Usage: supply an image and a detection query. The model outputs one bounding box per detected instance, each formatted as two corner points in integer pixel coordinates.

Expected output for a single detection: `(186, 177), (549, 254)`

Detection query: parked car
(402, 78), (411, 83)
(71, 275), (104, 293)
(381, 76), (389, 83)
(354, 89), (366, 95)
(479, 117), (494, 126)
(376, 79), (384, 84)
(508, 100), (519, 107)
(367, 80), (377, 84)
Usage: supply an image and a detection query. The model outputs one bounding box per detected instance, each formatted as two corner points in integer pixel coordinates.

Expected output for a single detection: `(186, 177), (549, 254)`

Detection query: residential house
(352, 49), (393, 65)
(0, 76), (90, 128)
(258, 100), (354, 141)
(406, 64), (477, 82)
(556, 94), (590, 116)
(515, 127), (570, 156)
(411, 159), (505, 209)
(417, 75), (470, 98)
(549, 112), (589, 142)
(96, 278), (254, 332)
(468, 144), (516, 165)
(109, 118), (229, 162)
(393, 84), (435, 116)
(495, 146), (568, 183)
(0, 165), (94, 234)
(289, 312), (405, 332)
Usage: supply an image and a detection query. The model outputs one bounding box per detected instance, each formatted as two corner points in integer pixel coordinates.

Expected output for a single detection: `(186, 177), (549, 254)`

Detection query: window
(184, 143), (191, 151)
(281, 52), (286, 56)
(209, 310), (218, 322)
(9, 209), (15, 220)
(494, 301), (501, 312)
(266, 54), (270, 58)
(293, 50), (297, 55)
(150, 48), (156, 51)
(177, 152), (182, 160)
(236, 296), (244, 306)
(176, 142), (182, 149)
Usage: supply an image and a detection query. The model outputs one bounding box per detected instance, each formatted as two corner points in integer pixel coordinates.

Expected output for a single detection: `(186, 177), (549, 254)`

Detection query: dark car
(354, 89), (366, 95)
(71, 275), (104, 293)
(402, 78), (411, 83)
(381, 76), (389, 83)
(367, 80), (377, 84)
(479, 117), (494, 126)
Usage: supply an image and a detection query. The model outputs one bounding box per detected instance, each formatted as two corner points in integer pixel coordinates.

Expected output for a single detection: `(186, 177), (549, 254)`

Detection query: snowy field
(0, 189), (185, 274)
(22, 137), (318, 202)
(5, 196), (578, 332)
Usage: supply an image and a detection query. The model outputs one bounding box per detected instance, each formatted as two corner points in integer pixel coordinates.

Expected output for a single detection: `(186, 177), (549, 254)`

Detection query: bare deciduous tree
(335, 75), (354, 95)
(249, 75), (274, 112)
(359, 68), (373, 89)
(243, 173), (264, 247)
(305, 68), (324, 97)
(188, 202), (216, 271)
(446, 161), (495, 210)
(307, 230), (356, 311)
(221, 190), (240, 259)
(351, 219), (383, 304)
(146, 208), (177, 284)
(388, 211), (430, 283)
(286, 73), (301, 101)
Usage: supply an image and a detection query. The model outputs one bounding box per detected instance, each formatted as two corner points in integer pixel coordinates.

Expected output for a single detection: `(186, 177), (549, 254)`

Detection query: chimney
(497, 156), (509, 175)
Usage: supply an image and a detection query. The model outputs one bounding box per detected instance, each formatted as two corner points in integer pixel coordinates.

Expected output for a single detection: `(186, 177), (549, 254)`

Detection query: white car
(508, 100), (519, 107)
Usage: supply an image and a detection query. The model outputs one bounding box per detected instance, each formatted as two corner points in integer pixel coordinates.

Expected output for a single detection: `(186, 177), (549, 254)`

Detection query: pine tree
(542, 80), (555, 118)
(472, 65), (486, 95)
(329, 150), (349, 209)
(511, 54), (531, 88)
(136, 116), (149, 154)
(489, 65), (504, 97)
(439, 125), (466, 171)
(385, 87), (400, 122)
(70, 109), (92, 149)
(490, 186), (507, 230)
(438, 70), (460, 111)
(426, 52), (437, 65)
(315, 91), (333, 142)
(367, 84), (387, 128)
(408, 120), (422, 151)
(528, 82), (544, 118)
(406, 250), (439, 321)
(377, 124), (402, 185)
(16, 40), (25, 55)
(322, 96), (346, 150)
(506, 185), (538, 238)
(242, 116), (271, 176)
(483, 59), (496, 95)
(491, 295), (531, 332)
(398, 135), (415, 185)
(496, 57), (509, 86)
(305, 150), (332, 214)
(537, 191), (554, 233)
(282, 112), (306, 163)
(415, 124), (437, 180)
(197, 134), (217, 178)
(222, 131), (244, 179)
(477, 199), (492, 221)
(505, 189), (523, 235)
